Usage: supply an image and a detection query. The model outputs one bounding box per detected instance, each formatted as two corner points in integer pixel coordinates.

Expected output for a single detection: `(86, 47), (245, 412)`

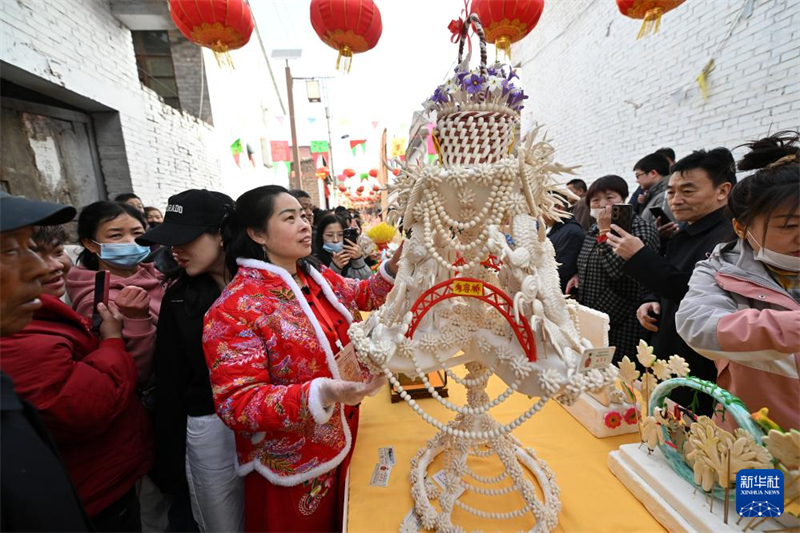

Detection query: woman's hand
(331, 251), (350, 270)
(319, 375), (385, 407)
(607, 225), (644, 260)
(114, 286), (151, 319)
(637, 302), (661, 332)
(343, 240), (363, 261)
(385, 241), (404, 277)
(596, 205), (613, 233)
(96, 302), (124, 340)
(565, 274), (579, 296)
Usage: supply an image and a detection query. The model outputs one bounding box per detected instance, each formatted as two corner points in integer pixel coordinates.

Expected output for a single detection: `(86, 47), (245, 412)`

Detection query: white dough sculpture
(349, 14), (612, 533)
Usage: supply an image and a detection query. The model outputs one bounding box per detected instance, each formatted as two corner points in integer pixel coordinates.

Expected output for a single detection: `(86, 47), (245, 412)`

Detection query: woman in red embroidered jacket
(203, 186), (401, 533)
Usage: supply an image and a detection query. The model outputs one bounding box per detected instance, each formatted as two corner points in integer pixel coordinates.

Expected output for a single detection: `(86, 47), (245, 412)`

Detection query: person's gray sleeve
(345, 257), (372, 280)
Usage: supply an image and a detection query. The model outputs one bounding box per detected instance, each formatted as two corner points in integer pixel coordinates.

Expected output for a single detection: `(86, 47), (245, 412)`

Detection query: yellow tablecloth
(346, 368), (665, 533)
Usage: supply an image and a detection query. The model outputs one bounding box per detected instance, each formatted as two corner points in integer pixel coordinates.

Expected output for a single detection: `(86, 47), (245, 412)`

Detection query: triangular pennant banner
(275, 115), (285, 126)
(308, 117), (317, 126)
(270, 141), (291, 162)
(310, 140), (329, 153)
(371, 121), (379, 129)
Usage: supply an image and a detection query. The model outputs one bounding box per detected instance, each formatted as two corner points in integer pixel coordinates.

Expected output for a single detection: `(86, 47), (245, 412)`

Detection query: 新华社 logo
(736, 469), (784, 518)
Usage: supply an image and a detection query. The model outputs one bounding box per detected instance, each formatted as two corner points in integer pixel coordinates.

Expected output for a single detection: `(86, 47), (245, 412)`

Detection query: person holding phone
(67, 201), (164, 387)
(314, 212), (372, 280)
(0, 207), (152, 531)
(607, 148), (737, 410)
(677, 132), (800, 431)
(567, 175), (659, 363)
(66, 200), (170, 531)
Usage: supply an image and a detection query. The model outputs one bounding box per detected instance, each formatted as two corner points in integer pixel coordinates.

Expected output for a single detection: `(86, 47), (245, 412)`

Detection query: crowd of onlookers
(0, 131), (797, 533)
(549, 132), (799, 426)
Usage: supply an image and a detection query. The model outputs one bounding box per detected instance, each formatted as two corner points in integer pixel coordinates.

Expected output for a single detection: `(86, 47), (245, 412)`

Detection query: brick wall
(514, 0), (800, 189)
(169, 30), (213, 126)
(0, 0), (224, 209)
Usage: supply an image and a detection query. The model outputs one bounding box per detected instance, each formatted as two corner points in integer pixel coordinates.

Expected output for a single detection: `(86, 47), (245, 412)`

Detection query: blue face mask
(94, 241), (150, 268)
(322, 242), (343, 254)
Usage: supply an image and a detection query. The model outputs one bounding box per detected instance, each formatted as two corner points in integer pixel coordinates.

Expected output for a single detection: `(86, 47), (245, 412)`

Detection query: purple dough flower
(430, 86), (449, 104)
(508, 89), (529, 110)
(464, 73), (485, 94)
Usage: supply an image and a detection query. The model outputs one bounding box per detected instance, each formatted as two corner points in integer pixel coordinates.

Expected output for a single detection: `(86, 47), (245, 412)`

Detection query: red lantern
(368, 168), (378, 178)
(372, 184), (380, 192)
(616, 0), (686, 38)
(310, 0), (383, 72)
(392, 168), (401, 176)
(169, 0), (254, 66)
(338, 174), (347, 182)
(471, 0), (544, 61)
(338, 184), (347, 192)
(343, 168), (356, 178)
(356, 185), (365, 193)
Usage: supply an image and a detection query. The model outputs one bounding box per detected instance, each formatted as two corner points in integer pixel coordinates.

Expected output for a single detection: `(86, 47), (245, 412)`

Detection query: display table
(346, 367), (665, 532)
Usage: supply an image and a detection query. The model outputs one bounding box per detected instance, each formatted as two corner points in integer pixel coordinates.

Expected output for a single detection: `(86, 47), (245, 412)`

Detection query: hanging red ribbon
(448, 0), (473, 53)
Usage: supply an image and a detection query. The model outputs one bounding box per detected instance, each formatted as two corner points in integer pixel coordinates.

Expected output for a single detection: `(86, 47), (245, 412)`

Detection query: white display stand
(608, 443), (796, 532)
(558, 391), (639, 438)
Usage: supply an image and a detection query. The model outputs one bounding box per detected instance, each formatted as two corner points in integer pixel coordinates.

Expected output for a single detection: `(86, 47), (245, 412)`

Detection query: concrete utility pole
(285, 61), (302, 191)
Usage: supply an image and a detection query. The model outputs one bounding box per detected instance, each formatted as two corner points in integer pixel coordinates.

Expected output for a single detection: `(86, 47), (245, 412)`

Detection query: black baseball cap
(137, 189), (234, 246)
(0, 191), (76, 232)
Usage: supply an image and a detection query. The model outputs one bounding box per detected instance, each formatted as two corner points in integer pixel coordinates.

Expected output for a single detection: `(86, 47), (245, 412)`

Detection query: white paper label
(399, 508), (423, 533)
(369, 462), (392, 487)
(378, 446), (396, 466)
(579, 347), (616, 372)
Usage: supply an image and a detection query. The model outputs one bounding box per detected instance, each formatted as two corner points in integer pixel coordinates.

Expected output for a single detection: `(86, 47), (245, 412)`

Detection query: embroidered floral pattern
(203, 263), (393, 483)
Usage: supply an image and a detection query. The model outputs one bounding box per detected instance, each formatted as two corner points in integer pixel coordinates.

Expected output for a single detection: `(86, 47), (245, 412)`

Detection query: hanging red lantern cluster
(616, 0), (686, 39)
(169, 0), (254, 66)
(310, 0), (383, 72)
(470, 0), (544, 61)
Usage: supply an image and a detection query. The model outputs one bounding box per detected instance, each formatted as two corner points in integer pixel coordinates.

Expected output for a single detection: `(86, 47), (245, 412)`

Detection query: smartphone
(611, 204), (633, 235)
(91, 270), (110, 332)
(648, 206), (673, 224)
(343, 228), (359, 245)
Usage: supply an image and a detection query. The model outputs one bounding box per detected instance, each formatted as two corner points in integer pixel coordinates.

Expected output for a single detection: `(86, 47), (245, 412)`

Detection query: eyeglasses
(635, 172), (647, 180)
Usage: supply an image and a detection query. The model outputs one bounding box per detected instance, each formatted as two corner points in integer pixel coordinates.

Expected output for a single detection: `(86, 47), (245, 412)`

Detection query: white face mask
(748, 231), (800, 272)
(590, 208), (604, 220)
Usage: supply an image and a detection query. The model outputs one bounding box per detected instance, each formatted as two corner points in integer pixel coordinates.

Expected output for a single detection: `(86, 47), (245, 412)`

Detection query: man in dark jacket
(0, 191), (90, 532)
(606, 149), (737, 405)
(546, 195), (586, 293)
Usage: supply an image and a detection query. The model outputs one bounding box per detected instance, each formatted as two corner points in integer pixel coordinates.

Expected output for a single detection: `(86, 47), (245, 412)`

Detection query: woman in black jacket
(137, 189), (243, 533)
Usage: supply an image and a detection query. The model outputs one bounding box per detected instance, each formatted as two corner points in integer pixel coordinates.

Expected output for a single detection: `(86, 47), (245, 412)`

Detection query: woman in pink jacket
(67, 201), (164, 388)
(677, 131), (800, 431)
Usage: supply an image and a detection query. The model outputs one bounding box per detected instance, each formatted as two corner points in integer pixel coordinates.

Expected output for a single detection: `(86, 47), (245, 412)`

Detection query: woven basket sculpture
(433, 17), (518, 167)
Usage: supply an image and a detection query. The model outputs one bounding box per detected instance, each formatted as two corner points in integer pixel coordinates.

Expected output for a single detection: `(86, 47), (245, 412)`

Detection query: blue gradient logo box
(736, 469), (784, 518)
